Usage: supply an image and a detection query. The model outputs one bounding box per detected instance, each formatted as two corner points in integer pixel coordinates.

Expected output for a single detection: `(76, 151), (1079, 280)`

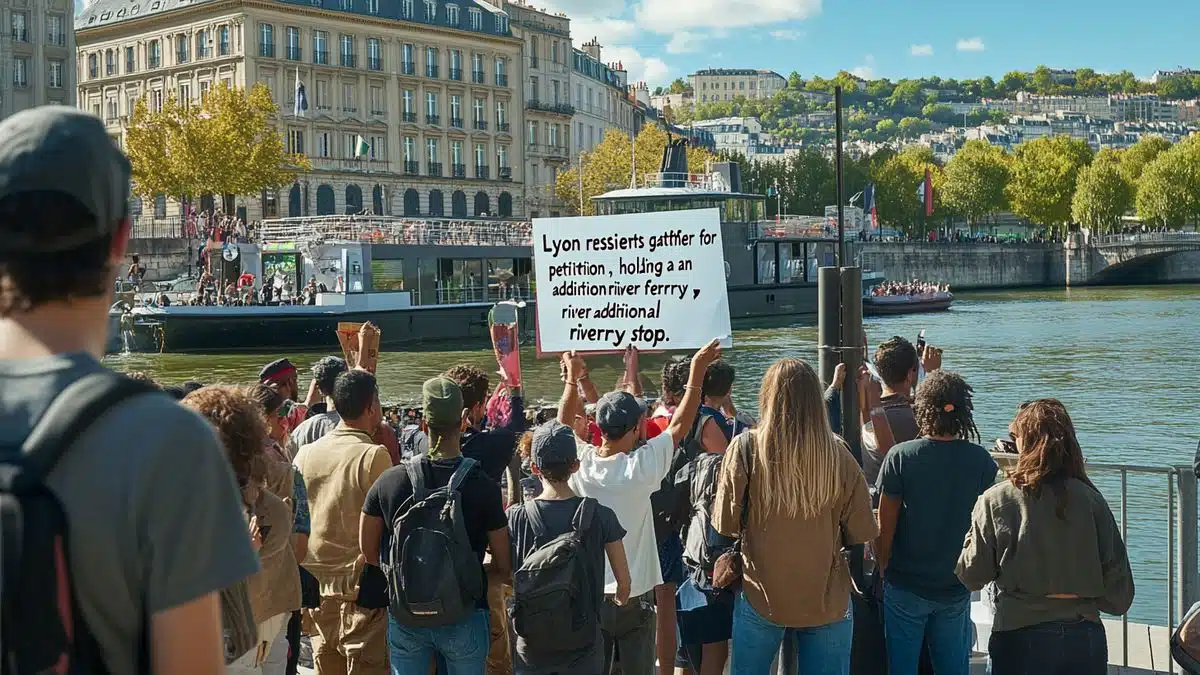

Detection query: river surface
(104, 284), (1200, 625)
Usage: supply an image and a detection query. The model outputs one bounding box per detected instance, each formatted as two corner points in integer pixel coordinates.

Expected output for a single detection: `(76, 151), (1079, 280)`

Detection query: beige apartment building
(690, 68), (784, 104)
(76, 0), (525, 222)
(0, 0), (75, 120)
(501, 0), (570, 217)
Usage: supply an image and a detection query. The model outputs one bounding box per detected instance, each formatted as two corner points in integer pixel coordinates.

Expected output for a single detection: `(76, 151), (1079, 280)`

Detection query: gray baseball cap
(595, 391), (648, 439)
(0, 106), (131, 252)
(531, 420), (577, 468)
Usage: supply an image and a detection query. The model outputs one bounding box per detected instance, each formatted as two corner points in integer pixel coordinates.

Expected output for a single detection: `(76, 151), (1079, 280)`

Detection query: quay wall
(853, 242), (1067, 289)
(127, 237), (197, 282)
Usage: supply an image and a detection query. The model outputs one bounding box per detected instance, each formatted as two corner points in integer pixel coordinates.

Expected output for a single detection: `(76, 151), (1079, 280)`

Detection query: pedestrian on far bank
(957, 399), (1133, 675)
(875, 371), (998, 675)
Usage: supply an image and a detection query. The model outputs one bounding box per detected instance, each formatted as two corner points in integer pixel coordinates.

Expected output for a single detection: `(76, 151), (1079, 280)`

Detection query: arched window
(428, 189), (444, 217)
(403, 189), (420, 216)
(316, 184), (335, 215)
(372, 184), (384, 215)
(473, 191), (490, 217)
(498, 191), (513, 218)
(288, 183), (302, 217)
(451, 190), (467, 217)
(345, 184), (363, 214)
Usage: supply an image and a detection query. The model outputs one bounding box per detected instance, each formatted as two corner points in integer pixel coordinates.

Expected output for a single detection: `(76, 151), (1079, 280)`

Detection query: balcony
(342, 105), (357, 114)
(530, 56), (538, 68)
(524, 99), (574, 117)
(496, 74), (508, 87)
(149, 56), (160, 69)
(426, 65), (439, 79)
(426, 114), (441, 125)
(475, 165), (489, 179)
(401, 111), (417, 123)
(497, 122), (511, 133)
(473, 119), (488, 131)
(531, 143), (569, 158)
(260, 42), (275, 58)
(287, 47), (302, 61)
(370, 107), (386, 116)
(11, 28), (28, 42)
(340, 53), (356, 68)
(449, 67), (463, 81)
(401, 61), (415, 75)
(89, 66), (98, 78)
(450, 117), (464, 129)
(427, 162), (443, 177)
(47, 32), (65, 46)
(176, 51), (188, 64)
(472, 70), (485, 84)
(451, 163), (466, 178)
(126, 59), (135, 72)
(499, 167), (512, 181)
(314, 50), (329, 65)
(368, 57), (382, 71)
(404, 160), (419, 175)
(106, 64), (116, 76)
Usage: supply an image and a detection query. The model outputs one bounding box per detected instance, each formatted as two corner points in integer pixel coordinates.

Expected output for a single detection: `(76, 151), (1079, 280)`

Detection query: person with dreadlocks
(956, 399), (1132, 675)
(874, 370), (998, 675)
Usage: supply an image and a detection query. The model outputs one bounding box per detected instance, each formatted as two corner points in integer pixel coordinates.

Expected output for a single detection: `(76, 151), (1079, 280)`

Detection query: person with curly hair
(443, 364), (527, 483)
(182, 385), (302, 675)
(874, 371), (998, 675)
(957, 400), (1133, 675)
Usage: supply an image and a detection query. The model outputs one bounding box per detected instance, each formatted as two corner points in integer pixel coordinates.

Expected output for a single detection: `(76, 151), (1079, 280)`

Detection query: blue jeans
(388, 609), (489, 675)
(729, 591), (853, 675)
(882, 581), (970, 675)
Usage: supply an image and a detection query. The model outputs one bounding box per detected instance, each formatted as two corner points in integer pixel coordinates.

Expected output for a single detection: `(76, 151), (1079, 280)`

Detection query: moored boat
(863, 292), (954, 316)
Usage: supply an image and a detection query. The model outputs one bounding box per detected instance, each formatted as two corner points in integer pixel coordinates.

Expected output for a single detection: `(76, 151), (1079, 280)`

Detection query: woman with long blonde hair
(712, 359), (876, 675)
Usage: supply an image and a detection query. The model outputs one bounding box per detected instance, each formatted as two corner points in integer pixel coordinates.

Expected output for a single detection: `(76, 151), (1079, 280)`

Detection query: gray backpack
(510, 498), (598, 662)
(386, 457), (483, 627)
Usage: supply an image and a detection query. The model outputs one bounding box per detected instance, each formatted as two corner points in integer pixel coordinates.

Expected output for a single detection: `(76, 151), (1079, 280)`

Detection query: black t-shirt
(461, 427), (519, 483)
(363, 455), (506, 610)
(506, 497), (625, 675)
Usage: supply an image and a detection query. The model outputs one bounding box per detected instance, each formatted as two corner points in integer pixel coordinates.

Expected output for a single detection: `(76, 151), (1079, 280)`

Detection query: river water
(104, 284), (1200, 624)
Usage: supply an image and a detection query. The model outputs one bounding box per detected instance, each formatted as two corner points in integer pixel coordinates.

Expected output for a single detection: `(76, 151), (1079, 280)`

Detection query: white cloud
(851, 55), (876, 79)
(910, 43), (934, 57)
(636, 0), (821, 32)
(956, 37), (985, 52)
(568, 17), (640, 47)
(666, 31), (705, 54)
(770, 29), (804, 40)
(605, 45), (671, 86)
(537, 0), (627, 19)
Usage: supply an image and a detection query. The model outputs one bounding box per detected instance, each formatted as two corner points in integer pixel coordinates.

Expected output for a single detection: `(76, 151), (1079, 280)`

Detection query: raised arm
(556, 351), (587, 428)
(664, 339), (722, 446)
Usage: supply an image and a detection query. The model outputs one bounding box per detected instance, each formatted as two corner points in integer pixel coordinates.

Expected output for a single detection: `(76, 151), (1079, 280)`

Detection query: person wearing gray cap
(552, 339), (722, 675)
(0, 105), (259, 674)
(506, 420), (632, 674)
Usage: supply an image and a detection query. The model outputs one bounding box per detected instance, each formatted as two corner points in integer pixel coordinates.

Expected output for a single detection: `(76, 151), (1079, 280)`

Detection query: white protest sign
(534, 208), (733, 353)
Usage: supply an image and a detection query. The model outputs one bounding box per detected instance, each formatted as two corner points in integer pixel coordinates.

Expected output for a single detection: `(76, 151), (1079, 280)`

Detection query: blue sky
(541, 0), (1200, 87)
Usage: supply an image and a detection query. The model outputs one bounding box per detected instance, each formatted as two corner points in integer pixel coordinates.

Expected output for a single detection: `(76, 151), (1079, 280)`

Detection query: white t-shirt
(568, 431), (675, 597)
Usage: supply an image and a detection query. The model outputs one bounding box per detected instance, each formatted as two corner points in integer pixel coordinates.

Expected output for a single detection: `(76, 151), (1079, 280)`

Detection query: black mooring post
(840, 266), (863, 463)
(835, 85), (846, 267)
(818, 265), (841, 430)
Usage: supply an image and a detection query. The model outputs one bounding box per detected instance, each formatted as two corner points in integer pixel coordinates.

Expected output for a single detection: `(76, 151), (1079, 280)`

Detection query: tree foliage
(1119, 134), (1172, 183)
(1071, 160), (1134, 232)
(125, 82), (309, 202)
(1007, 136), (1093, 232)
(941, 140), (1011, 225)
(870, 146), (945, 235)
(1135, 136), (1200, 227)
(554, 124), (716, 215)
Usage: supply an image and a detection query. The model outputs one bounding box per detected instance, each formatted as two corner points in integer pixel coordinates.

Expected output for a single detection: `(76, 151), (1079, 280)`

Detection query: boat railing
(430, 280), (534, 306)
(637, 172), (733, 192)
(750, 216), (859, 241)
(256, 216), (534, 247)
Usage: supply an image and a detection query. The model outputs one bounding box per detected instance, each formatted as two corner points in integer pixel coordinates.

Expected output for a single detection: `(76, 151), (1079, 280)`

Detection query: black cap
(259, 358), (297, 383)
(532, 420), (578, 468)
(595, 391), (648, 439)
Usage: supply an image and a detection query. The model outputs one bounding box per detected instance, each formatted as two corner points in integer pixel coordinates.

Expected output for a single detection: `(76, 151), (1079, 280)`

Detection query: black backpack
(650, 410), (713, 540)
(510, 499), (598, 662)
(386, 456), (484, 627)
(681, 451), (731, 574)
(1, 371), (156, 674)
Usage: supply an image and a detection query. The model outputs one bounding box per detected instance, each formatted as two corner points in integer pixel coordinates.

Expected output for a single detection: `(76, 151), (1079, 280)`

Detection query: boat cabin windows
(263, 252), (303, 297)
(753, 241), (814, 285)
(486, 258), (532, 301)
(594, 196), (766, 224)
(371, 259), (405, 291)
(437, 258), (484, 304)
(777, 242), (811, 284)
(755, 243), (776, 285)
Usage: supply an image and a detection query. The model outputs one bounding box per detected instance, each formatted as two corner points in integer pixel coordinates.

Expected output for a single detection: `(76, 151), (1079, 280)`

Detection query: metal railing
(129, 217), (187, 239)
(1091, 231), (1200, 247)
(434, 279), (533, 305)
(637, 171), (733, 192)
(525, 100), (574, 116)
(256, 216), (533, 247)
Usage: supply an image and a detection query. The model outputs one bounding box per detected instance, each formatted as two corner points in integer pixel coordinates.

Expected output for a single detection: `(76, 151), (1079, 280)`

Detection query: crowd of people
(0, 106), (1139, 675)
(869, 280), (951, 297)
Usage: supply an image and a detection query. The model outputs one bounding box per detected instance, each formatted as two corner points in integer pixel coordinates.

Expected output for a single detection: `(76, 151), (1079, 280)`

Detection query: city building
(0, 0), (75, 120)
(569, 37), (632, 156)
(75, 0), (525, 222)
(690, 115), (797, 162)
(1109, 94), (1179, 123)
(689, 68), (785, 103)
(1012, 92), (1111, 118)
(649, 90), (690, 114)
(502, 0), (570, 217)
(1150, 68), (1200, 84)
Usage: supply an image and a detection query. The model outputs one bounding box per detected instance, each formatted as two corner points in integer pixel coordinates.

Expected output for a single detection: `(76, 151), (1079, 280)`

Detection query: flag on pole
(354, 135), (370, 158)
(923, 168), (933, 217)
(863, 183), (878, 229)
(294, 70), (308, 117)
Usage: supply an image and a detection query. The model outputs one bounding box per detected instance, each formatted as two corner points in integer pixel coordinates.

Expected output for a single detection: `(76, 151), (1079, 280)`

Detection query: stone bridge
(1066, 232), (1200, 286)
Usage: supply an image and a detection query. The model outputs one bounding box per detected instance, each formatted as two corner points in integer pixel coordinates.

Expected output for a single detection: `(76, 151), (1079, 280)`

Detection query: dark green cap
(0, 106), (131, 252)
(422, 377), (463, 429)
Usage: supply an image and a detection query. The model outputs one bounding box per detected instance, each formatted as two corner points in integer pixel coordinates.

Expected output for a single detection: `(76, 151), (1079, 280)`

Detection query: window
(176, 34), (188, 63)
(402, 43), (414, 73)
(552, 80), (559, 104)
(370, 136), (386, 160)
(150, 88), (163, 112)
(315, 80), (329, 109)
(551, 40), (558, 64)
(219, 25), (230, 56)
(286, 27), (301, 60)
(105, 50), (115, 76)
(126, 46), (136, 72)
(366, 0), (378, 13)
(367, 38), (381, 70)
(549, 123), (558, 146)
(468, 8), (481, 30)
(199, 80), (210, 101)
(47, 14), (65, 45)
(474, 143), (485, 167)
(401, 0), (412, 18)
(126, 93), (138, 114)
(342, 83), (355, 111)
(446, 3), (459, 25)
(339, 34), (354, 67)
(287, 128), (305, 154)
(369, 85), (384, 114)
(313, 30), (328, 65)
(317, 131), (331, 157)
(196, 29), (209, 58)
(88, 53), (98, 78)
(473, 97), (484, 122)
(425, 47), (438, 78)
(424, 0), (435, 20)
(402, 89), (414, 116)
(404, 136), (416, 162)
(495, 57), (506, 86)
(426, 91), (438, 119)
(343, 133), (358, 158)
(340, 0), (352, 8)
(427, 139), (439, 170)
(259, 23), (275, 57)
(450, 94), (461, 123)
(530, 76), (538, 103)
(179, 82), (191, 102)
(527, 121), (536, 144)
(449, 49), (462, 80)
(497, 145), (508, 169)
(496, 101), (506, 128)
(471, 53), (484, 82)
(496, 13), (507, 33)
(530, 36), (538, 68)
(10, 12), (28, 42)
(451, 140), (463, 165)
(48, 60), (63, 88)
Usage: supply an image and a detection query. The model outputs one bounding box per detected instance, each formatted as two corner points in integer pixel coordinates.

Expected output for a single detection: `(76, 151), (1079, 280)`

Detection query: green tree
(1119, 134), (1172, 182)
(1007, 135), (1093, 231)
(1135, 137), (1200, 227)
(667, 77), (692, 94)
(875, 119), (897, 138)
(896, 117), (931, 138)
(871, 146), (944, 235)
(941, 140), (1011, 226)
(1071, 160), (1134, 232)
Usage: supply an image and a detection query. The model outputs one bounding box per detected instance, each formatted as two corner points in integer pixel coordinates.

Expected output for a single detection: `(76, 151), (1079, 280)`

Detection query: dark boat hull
(863, 296), (953, 316)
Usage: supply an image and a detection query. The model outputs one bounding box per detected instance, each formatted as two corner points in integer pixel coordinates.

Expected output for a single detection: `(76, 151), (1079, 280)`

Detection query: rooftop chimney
(583, 38), (601, 61)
